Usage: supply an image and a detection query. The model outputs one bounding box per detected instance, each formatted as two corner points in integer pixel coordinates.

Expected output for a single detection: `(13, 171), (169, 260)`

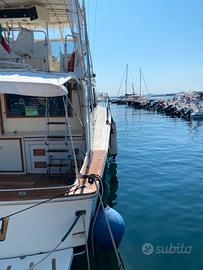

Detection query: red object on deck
(67, 52), (75, 72)
(1, 36), (12, 53)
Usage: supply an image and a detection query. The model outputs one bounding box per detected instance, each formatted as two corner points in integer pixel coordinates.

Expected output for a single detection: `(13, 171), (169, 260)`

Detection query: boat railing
(0, 28), (49, 71)
(0, 60), (32, 69)
(0, 28), (75, 72)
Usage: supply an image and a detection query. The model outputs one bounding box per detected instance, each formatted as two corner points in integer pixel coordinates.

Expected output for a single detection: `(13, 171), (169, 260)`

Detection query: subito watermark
(142, 242), (192, 256)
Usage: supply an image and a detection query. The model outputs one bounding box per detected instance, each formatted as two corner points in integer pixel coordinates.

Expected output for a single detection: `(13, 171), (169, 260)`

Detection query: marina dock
(111, 92), (203, 120)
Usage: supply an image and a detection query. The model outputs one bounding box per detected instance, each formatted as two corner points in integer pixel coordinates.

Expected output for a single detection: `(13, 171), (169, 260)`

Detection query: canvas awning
(0, 71), (78, 97)
(0, 1), (72, 27)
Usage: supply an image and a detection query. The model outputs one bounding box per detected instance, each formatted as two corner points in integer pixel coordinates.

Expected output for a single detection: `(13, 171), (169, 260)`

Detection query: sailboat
(0, 0), (117, 269)
(132, 68), (149, 108)
(116, 64), (137, 105)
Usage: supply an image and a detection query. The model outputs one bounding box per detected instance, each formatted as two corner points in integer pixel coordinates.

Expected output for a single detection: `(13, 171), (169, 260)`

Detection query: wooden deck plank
(0, 150), (107, 201)
(68, 150), (107, 195)
(0, 174), (68, 189)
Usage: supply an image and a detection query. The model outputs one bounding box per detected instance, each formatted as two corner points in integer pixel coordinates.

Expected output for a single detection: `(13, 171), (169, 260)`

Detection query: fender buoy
(109, 119), (118, 157)
(93, 205), (125, 250)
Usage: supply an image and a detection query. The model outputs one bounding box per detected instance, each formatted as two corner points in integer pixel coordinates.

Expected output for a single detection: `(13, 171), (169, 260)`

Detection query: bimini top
(0, 0), (75, 27)
(0, 71), (78, 97)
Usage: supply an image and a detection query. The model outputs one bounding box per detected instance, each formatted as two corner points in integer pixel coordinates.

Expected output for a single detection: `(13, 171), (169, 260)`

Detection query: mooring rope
(0, 189), (75, 222)
(26, 210), (85, 270)
(0, 173), (125, 270)
(89, 174), (125, 270)
(82, 212), (91, 270)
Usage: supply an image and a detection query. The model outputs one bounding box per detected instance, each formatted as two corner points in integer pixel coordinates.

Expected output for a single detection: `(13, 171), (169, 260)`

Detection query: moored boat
(191, 111), (203, 120)
(0, 1), (117, 269)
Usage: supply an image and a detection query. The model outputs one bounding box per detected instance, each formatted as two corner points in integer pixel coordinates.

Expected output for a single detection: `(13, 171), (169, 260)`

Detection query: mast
(139, 68), (142, 97)
(132, 83), (135, 95)
(125, 64), (128, 96)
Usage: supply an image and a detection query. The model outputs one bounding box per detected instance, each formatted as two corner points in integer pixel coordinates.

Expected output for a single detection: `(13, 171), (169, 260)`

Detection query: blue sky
(86, 0), (203, 95)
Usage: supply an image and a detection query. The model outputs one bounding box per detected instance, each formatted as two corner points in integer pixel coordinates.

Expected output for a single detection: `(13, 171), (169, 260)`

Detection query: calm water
(111, 104), (203, 270)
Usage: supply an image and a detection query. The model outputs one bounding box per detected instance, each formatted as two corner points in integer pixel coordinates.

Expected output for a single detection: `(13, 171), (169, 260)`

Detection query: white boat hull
(0, 194), (97, 259)
(1, 248), (74, 270)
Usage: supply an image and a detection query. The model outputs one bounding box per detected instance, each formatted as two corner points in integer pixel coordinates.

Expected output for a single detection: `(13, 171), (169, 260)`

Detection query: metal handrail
(1, 28), (76, 72)
(63, 34), (75, 72)
(0, 60), (32, 69)
(2, 28), (48, 70)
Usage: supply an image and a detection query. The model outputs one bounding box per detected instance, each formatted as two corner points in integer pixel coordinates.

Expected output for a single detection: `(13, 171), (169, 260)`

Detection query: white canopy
(0, 71), (78, 97)
(0, 0), (72, 27)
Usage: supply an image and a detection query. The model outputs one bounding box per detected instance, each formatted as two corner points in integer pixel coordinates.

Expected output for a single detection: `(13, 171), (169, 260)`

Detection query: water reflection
(103, 156), (119, 207)
(111, 104), (203, 270)
(186, 119), (203, 134)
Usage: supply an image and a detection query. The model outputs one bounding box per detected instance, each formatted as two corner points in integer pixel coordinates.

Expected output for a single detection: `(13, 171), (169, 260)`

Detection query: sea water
(75, 103), (203, 270)
(111, 104), (203, 270)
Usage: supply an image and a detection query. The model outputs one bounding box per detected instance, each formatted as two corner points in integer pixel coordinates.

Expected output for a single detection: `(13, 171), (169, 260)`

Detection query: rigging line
(0, 188), (74, 222)
(188, 57), (203, 91)
(92, 0), (98, 58)
(66, 93), (84, 129)
(128, 66), (136, 89)
(188, 69), (202, 92)
(141, 70), (149, 95)
(87, 0), (90, 37)
(27, 212), (84, 270)
(117, 67), (126, 97)
(93, 175), (125, 270)
(63, 96), (80, 182)
(134, 73), (140, 91)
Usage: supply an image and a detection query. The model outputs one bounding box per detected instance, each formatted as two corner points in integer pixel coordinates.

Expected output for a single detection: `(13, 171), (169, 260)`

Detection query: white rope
(82, 213), (91, 270)
(66, 94), (84, 128)
(91, 179), (103, 260)
(92, 176), (125, 270)
(26, 212), (83, 270)
(63, 96), (80, 182)
(26, 242), (62, 270)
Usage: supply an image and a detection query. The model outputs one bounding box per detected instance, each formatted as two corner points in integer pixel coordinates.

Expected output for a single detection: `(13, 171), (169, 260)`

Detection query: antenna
(125, 64), (128, 96)
(139, 68), (142, 97)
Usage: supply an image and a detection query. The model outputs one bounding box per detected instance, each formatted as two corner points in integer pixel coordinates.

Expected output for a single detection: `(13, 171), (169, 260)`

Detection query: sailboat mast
(125, 64), (128, 96)
(139, 68), (142, 97)
(132, 83), (135, 95)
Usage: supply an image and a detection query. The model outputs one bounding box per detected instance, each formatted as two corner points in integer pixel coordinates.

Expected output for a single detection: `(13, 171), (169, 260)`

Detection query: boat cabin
(0, 1), (112, 268)
(0, 74), (87, 192)
(0, 2), (92, 192)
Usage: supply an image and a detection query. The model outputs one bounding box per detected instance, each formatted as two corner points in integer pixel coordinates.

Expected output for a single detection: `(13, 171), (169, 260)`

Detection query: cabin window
(5, 88), (73, 118)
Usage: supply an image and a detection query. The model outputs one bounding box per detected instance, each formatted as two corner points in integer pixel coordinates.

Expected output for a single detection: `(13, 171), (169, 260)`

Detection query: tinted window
(5, 94), (73, 118)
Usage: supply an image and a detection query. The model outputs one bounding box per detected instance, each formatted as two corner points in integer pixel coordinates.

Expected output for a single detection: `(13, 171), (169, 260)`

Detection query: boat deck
(0, 174), (70, 189)
(0, 149), (107, 201)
